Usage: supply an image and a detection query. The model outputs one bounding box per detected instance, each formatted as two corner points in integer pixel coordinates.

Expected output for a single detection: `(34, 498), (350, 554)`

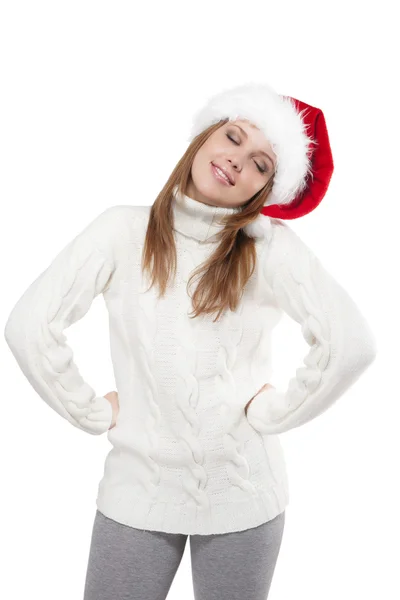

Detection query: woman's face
(186, 118), (277, 209)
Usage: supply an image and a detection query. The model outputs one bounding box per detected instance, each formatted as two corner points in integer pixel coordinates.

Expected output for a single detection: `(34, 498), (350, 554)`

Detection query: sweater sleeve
(4, 206), (124, 436)
(246, 220), (378, 434)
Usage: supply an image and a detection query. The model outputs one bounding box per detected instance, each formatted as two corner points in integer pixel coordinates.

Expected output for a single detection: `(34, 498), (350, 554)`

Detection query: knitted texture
(4, 190), (377, 534)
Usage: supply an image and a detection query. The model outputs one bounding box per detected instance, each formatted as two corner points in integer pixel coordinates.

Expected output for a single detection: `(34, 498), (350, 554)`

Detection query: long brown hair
(142, 118), (276, 322)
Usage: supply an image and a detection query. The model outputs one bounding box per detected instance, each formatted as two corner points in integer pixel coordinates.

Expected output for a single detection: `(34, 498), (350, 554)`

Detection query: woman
(4, 82), (377, 599)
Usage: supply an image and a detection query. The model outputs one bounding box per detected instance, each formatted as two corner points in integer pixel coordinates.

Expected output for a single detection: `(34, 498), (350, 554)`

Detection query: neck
(171, 185), (242, 243)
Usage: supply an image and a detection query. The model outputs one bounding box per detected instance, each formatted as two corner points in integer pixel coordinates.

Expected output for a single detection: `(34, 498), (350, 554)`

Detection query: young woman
(4, 82), (377, 600)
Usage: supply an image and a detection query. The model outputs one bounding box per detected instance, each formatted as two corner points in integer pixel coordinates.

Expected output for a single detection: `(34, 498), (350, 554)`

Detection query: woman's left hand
(244, 383), (275, 416)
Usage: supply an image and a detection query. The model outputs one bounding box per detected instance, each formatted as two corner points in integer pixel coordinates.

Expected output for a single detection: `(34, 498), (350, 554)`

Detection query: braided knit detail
(248, 222), (337, 432)
(32, 244), (114, 434)
(273, 250), (331, 404)
(217, 302), (258, 497)
(174, 338), (210, 509)
(269, 235), (331, 420)
(169, 243), (210, 509)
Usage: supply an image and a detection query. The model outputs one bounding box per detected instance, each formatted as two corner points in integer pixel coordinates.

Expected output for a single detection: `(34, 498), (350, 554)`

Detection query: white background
(1, 1), (398, 598)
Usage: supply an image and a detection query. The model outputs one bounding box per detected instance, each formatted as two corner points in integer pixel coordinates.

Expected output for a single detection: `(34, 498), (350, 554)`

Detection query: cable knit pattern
(4, 190), (377, 534)
(3, 208), (123, 435)
(172, 271), (209, 510)
(217, 303), (258, 497)
(246, 220), (377, 434)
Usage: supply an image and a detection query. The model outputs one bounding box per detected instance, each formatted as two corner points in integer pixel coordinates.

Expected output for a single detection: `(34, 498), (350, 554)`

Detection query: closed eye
(226, 133), (268, 174)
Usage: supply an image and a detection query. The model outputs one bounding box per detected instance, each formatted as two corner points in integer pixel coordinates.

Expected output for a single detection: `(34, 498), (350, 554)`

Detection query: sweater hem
(95, 480), (289, 535)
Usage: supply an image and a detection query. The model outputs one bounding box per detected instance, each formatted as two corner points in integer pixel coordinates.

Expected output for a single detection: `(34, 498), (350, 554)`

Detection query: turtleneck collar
(171, 185), (242, 243)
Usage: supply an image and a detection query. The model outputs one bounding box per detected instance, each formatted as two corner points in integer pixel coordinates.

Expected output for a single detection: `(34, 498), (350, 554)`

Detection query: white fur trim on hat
(188, 82), (316, 208)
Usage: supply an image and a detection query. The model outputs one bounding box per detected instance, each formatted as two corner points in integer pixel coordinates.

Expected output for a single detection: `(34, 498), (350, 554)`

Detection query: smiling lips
(211, 163), (235, 186)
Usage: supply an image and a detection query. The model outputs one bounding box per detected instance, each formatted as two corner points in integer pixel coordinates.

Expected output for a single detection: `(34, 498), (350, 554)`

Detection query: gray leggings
(83, 508), (286, 600)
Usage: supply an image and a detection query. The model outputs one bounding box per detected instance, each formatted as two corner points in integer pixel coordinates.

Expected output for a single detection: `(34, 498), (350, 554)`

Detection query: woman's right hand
(104, 391), (119, 429)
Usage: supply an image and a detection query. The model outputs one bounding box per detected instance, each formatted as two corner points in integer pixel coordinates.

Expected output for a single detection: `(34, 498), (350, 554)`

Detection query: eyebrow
(230, 123), (275, 168)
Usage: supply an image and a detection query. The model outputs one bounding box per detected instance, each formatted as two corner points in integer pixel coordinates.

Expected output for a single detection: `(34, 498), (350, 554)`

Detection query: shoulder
(75, 204), (151, 259)
(259, 217), (320, 281)
(86, 204), (151, 236)
(91, 204), (150, 225)
(265, 217), (311, 253)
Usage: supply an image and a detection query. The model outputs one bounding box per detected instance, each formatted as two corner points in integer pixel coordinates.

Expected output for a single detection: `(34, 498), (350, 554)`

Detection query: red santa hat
(187, 82), (334, 220)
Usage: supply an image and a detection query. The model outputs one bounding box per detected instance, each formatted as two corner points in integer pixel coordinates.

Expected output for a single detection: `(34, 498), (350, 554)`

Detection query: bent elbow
(4, 305), (30, 358)
(4, 311), (17, 349)
(364, 333), (378, 370)
(359, 322), (378, 371)
(342, 326), (377, 383)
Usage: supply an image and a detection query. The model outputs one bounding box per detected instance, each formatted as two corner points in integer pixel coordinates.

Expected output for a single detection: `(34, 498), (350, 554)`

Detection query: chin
(201, 174), (228, 201)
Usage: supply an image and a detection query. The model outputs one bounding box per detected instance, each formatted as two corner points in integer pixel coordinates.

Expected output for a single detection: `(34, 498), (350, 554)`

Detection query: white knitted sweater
(4, 188), (377, 535)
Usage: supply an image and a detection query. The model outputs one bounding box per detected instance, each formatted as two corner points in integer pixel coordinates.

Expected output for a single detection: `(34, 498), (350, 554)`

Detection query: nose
(227, 157), (240, 171)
